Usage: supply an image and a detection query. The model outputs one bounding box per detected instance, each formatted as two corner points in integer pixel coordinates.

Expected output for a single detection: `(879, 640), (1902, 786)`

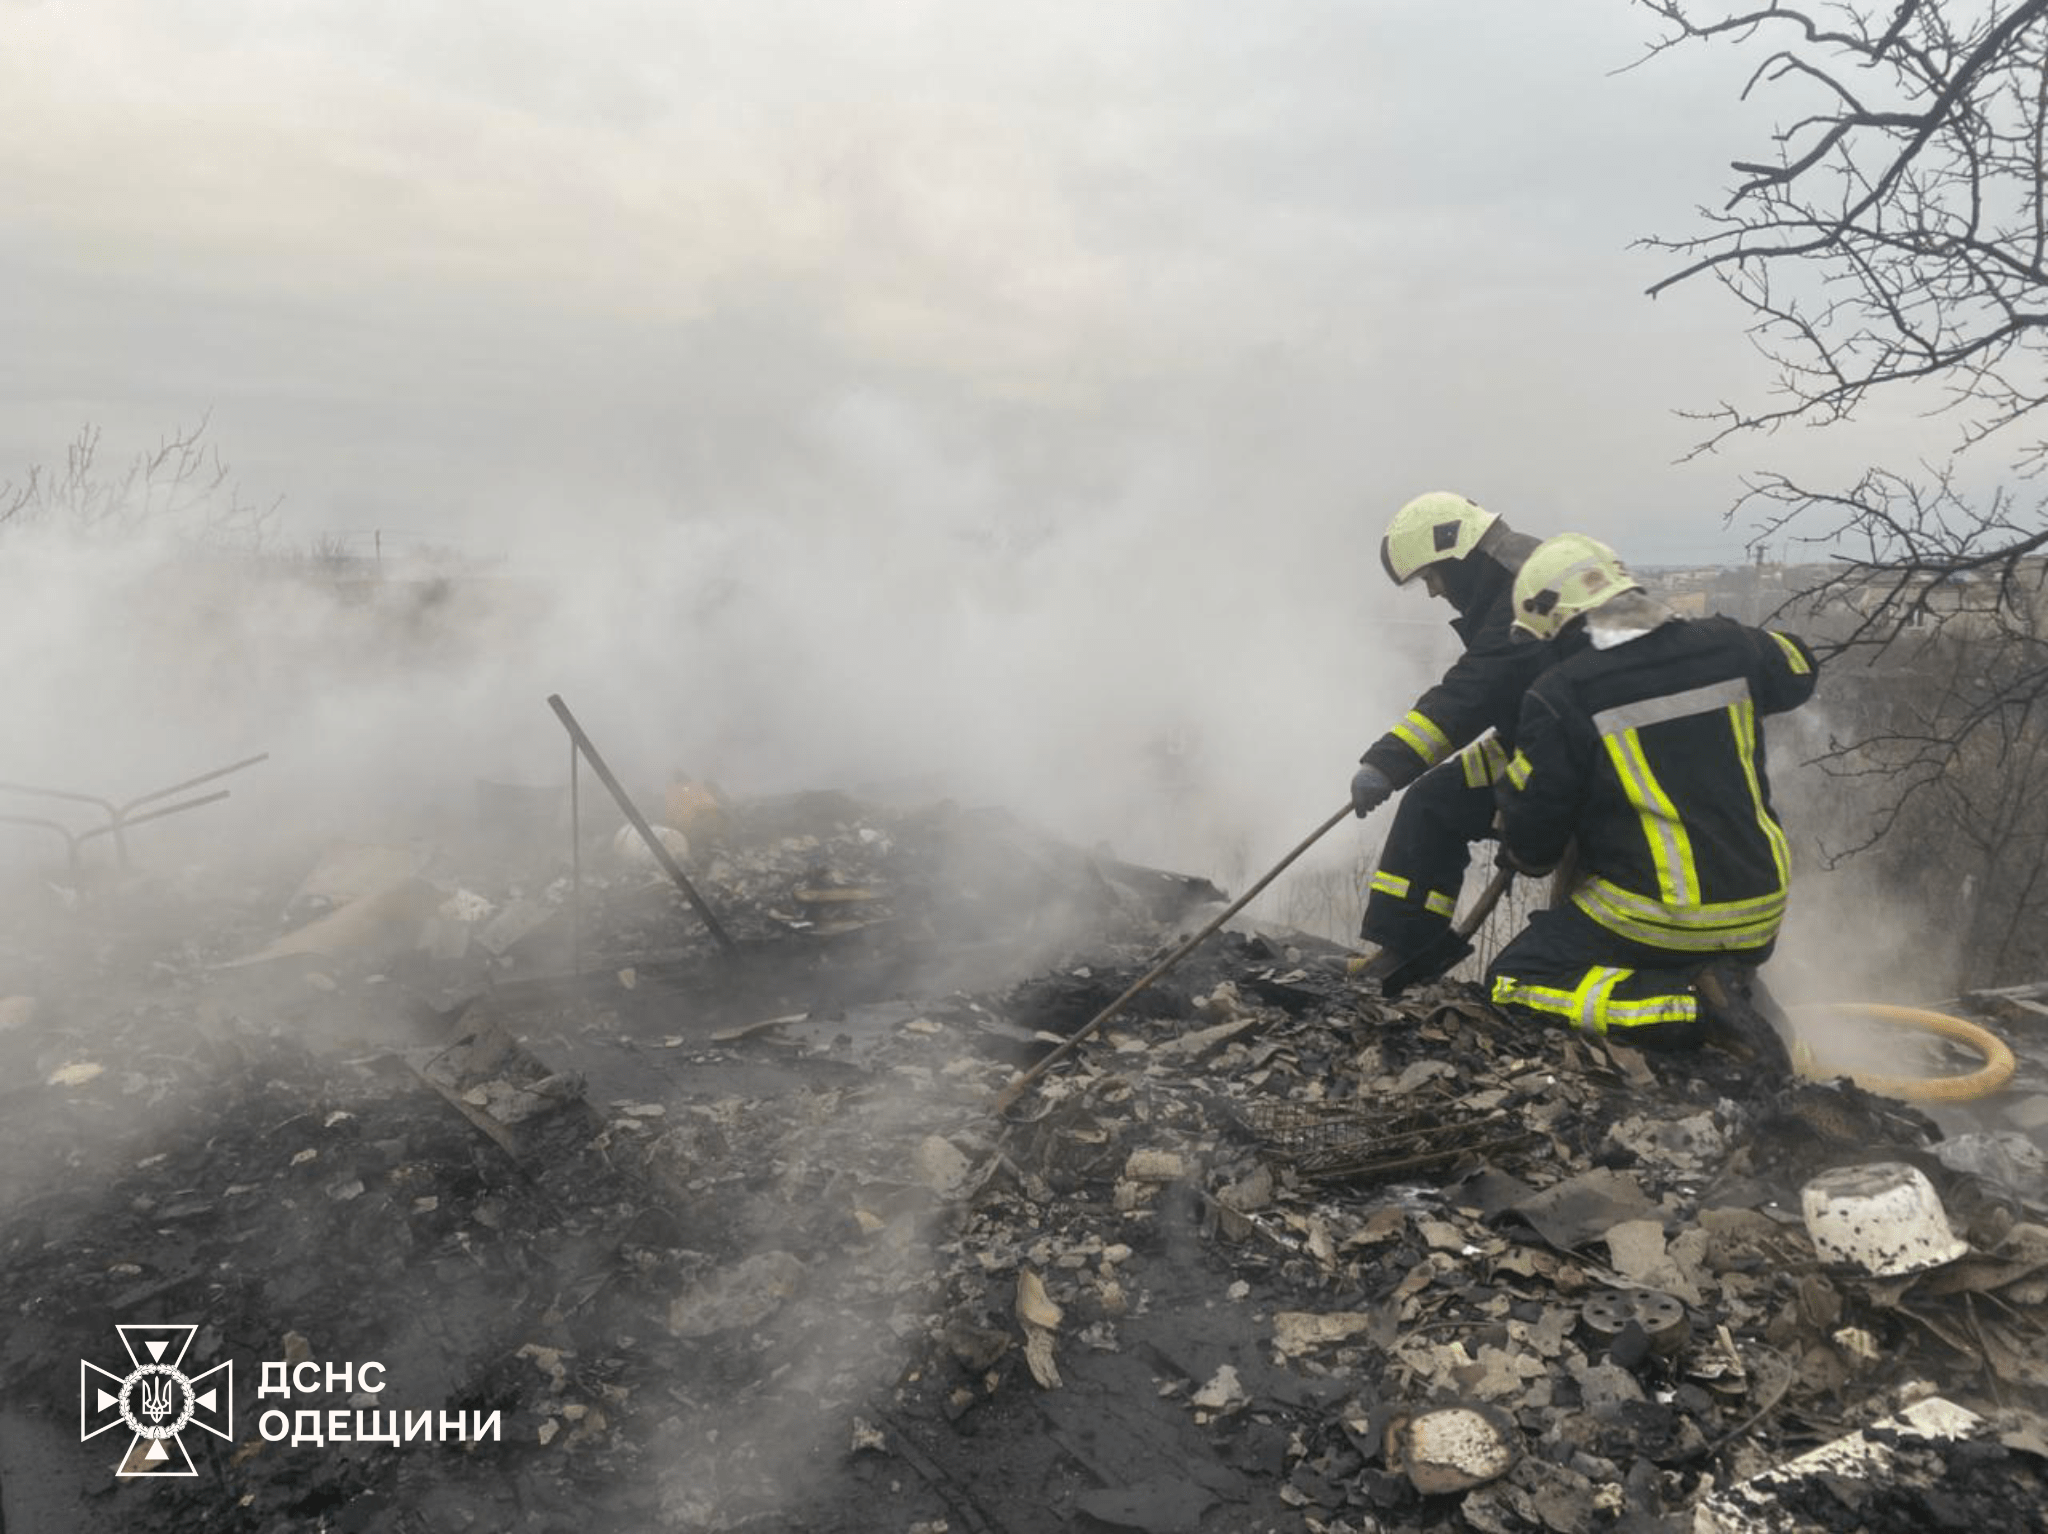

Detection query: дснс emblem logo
(80, 1323), (233, 1477)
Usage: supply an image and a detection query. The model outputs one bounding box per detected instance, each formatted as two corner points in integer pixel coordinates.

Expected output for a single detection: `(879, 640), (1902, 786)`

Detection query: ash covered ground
(2, 786), (2046, 1534)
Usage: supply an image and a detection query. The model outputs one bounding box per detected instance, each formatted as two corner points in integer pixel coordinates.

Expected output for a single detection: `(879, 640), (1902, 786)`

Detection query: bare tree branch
(1638, 5), (2048, 976)
(0, 414), (281, 549)
(1638, 1), (2048, 460)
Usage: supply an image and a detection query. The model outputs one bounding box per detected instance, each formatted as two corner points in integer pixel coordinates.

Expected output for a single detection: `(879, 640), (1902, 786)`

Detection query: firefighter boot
(1322, 930), (1472, 998)
(1695, 962), (1794, 1075)
(1373, 929), (1475, 1000)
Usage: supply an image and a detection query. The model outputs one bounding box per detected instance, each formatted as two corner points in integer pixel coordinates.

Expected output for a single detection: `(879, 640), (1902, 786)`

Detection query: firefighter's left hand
(1350, 764), (1394, 818)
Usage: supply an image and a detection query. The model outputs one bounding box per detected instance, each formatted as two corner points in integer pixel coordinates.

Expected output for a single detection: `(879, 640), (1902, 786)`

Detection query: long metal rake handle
(991, 802), (1353, 1117)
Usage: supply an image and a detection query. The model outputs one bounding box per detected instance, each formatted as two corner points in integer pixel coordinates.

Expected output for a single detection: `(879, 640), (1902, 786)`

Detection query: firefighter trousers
(1484, 903), (1776, 1049)
(1358, 740), (1503, 955)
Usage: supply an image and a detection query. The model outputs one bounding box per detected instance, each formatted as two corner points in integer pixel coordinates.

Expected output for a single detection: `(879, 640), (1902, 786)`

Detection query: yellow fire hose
(1786, 1002), (2018, 1104)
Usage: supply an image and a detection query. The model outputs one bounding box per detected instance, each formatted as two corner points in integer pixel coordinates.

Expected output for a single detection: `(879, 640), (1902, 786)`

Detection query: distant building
(1640, 553), (2048, 641)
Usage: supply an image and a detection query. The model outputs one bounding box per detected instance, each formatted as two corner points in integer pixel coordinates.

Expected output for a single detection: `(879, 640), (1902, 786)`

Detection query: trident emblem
(138, 1374), (175, 1423)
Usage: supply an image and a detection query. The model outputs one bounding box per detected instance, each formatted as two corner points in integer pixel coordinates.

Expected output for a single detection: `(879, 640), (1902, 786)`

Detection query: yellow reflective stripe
(1370, 870), (1455, 917)
(1505, 750), (1532, 789)
(1458, 734), (1510, 788)
(1577, 967), (1628, 1033)
(1767, 631), (1811, 675)
(1604, 991), (1700, 1029)
(1390, 710), (1452, 766)
(1490, 973), (1581, 1019)
(1577, 873), (1786, 927)
(1572, 881), (1784, 952)
(1492, 967), (1630, 1034)
(1602, 727), (1699, 906)
(1495, 966), (1699, 1035)
(1728, 699), (1792, 888)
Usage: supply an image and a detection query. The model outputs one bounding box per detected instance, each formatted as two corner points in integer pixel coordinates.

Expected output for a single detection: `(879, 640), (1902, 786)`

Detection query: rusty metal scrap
(546, 692), (737, 956)
(1237, 1099), (1537, 1183)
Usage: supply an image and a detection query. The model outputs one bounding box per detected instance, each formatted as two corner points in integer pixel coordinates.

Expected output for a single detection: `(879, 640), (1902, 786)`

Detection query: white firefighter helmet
(1380, 492), (1499, 586)
(1510, 532), (1643, 642)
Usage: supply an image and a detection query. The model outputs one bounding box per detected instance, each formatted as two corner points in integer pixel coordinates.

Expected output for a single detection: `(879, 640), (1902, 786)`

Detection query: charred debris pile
(1, 782), (2047, 1534)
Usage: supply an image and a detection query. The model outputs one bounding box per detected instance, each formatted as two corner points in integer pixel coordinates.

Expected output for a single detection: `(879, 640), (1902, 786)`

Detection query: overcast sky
(2, 0), (1879, 560)
(0, 0), (1915, 901)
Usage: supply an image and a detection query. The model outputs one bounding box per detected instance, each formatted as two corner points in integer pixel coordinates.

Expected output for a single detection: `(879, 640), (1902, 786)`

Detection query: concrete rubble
(0, 782), (2045, 1532)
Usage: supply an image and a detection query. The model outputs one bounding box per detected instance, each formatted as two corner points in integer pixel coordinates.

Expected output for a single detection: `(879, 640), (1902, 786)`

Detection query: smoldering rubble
(2, 781), (2047, 1534)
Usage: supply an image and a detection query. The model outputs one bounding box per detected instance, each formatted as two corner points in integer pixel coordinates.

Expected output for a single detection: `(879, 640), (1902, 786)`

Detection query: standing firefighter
(1486, 533), (1817, 1059)
(1349, 491), (1546, 988)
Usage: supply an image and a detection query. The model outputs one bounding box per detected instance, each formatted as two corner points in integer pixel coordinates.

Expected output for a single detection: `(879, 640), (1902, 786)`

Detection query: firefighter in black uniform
(1348, 492), (1547, 988)
(1486, 533), (1818, 1052)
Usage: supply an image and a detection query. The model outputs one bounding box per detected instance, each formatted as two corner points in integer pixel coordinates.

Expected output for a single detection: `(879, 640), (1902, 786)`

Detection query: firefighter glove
(1496, 843), (1554, 878)
(1350, 764), (1394, 819)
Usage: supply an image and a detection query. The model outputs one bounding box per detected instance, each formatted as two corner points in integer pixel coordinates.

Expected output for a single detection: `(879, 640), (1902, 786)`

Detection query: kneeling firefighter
(1349, 491), (1546, 990)
(1486, 533), (1818, 1059)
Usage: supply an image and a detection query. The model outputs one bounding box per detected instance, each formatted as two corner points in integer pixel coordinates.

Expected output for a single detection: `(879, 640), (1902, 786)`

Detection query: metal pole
(0, 754), (267, 871)
(75, 792), (233, 853)
(110, 755), (270, 869)
(545, 694), (738, 957)
(570, 736), (583, 976)
(0, 815), (82, 875)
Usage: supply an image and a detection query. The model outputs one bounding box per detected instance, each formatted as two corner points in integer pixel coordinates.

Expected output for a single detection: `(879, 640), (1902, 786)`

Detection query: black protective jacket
(1360, 529), (1546, 789)
(1496, 615), (1819, 954)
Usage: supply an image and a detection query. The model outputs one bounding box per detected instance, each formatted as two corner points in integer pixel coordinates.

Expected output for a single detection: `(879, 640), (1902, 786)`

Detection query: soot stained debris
(1, 785), (2046, 1533)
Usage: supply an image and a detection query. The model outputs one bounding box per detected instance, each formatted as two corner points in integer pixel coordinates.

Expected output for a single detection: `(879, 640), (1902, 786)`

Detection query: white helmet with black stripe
(1510, 532), (1644, 642)
(1380, 492), (1499, 587)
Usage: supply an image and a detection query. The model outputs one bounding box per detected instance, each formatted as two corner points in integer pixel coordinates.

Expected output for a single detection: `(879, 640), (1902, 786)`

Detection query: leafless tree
(0, 414), (280, 549)
(1638, 1), (2048, 462)
(1635, 3), (2048, 973)
(1633, 0), (2048, 627)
